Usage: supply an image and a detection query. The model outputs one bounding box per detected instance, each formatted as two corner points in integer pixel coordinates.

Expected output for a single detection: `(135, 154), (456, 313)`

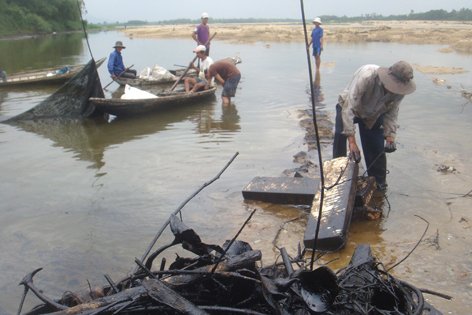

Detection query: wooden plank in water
(242, 176), (320, 205)
(303, 157), (359, 251)
(355, 176), (376, 207)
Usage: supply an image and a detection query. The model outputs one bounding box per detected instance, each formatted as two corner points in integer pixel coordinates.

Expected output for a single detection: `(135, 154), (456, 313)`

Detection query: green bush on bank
(0, 0), (84, 36)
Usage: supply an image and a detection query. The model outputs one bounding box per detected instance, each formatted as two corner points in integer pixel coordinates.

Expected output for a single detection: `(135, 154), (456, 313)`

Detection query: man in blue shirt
(307, 17), (324, 69)
(108, 41), (137, 79)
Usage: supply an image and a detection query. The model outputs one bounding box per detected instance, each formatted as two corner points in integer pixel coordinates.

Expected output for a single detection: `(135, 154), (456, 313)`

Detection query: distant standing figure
(108, 41), (137, 79)
(184, 45), (214, 93)
(307, 17), (324, 69)
(192, 13), (210, 56)
(333, 61), (417, 191)
(0, 65), (6, 82)
(0, 70), (6, 83)
(205, 61), (241, 104)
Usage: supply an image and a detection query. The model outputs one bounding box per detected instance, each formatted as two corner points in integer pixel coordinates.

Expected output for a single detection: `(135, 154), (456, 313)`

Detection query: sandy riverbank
(122, 21), (472, 75)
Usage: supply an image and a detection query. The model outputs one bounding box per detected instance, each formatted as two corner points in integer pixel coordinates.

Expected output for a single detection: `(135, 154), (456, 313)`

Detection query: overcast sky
(83, 0), (471, 23)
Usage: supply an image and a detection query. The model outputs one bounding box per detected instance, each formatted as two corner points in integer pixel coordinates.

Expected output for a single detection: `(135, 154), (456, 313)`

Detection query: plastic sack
(150, 64), (175, 81)
(56, 67), (74, 75)
(139, 67), (152, 79)
(121, 84), (158, 100)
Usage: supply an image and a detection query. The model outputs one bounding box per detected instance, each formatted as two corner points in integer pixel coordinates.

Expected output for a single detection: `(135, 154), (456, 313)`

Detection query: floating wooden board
(304, 157), (359, 251)
(242, 177), (320, 205)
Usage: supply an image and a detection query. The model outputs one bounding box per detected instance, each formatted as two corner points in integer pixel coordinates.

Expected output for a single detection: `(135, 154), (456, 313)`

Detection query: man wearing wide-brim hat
(108, 41), (137, 79)
(333, 61), (417, 191)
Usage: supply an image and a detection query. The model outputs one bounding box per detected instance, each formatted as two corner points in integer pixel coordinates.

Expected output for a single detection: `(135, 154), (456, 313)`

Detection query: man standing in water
(333, 61), (416, 191)
(205, 61), (241, 104)
(192, 13), (210, 56)
(307, 17), (323, 69)
(108, 41), (137, 79)
(184, 45), (214, 93)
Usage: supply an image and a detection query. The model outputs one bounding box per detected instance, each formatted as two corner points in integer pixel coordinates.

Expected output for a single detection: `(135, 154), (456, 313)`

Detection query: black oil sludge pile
(14, 211), (450, 315)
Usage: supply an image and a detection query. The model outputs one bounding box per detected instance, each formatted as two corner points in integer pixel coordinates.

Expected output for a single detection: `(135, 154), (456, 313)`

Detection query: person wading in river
(307, 17), (324, 70)
(205, 61), (241, 105)
(333, 61), (416, 191)
(108, 41), (137, 80)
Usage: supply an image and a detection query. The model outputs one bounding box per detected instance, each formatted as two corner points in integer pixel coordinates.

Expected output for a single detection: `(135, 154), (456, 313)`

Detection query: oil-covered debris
(15, 214), (450, 315)
(436, 164), (457, 173)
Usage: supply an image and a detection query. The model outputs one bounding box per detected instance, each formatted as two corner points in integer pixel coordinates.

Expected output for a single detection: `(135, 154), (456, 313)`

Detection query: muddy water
(0, 32), (471, 314)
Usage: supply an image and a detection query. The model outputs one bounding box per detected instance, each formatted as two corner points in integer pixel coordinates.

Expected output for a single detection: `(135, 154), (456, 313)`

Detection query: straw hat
(378, 61), (416, 95)
(113, 41), (126, 48)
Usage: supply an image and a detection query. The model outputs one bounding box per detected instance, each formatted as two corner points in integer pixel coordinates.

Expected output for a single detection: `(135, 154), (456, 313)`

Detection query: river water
(1, 31), (471, 314)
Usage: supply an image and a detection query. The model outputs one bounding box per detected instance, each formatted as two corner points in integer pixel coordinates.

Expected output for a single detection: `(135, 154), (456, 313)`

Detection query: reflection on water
(313, 70), (325, 106)
(12, 98), (240, 171)
(195, 103), (241, 135)
(0, 33), (85, 74)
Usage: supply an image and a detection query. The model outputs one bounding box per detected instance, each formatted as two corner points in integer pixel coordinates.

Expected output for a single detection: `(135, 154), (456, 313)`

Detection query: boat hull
(0, 57), (106, 87)
(89, 87), (217, 117)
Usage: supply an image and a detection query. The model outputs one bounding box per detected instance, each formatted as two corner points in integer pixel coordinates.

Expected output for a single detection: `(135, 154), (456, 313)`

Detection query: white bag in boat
(150, 64), (175, 81)
(139, 67), (152, 79)
(121, 84), (158, 99)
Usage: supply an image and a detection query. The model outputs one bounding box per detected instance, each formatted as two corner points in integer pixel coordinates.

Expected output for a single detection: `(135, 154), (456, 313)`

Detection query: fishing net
(4, 58), (105, 122)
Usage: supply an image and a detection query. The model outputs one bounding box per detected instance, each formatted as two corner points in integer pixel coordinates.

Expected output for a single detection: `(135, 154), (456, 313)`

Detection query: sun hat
(312, 17), (322, 25)
(193, 45), (207, 52)
(378, 61), (416, 95)
(113, 41), (126, 48)
(201, 13), (209, 19)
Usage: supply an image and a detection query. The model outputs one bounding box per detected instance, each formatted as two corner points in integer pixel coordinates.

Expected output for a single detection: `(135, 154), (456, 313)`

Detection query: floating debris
(436, 164), (457, 173)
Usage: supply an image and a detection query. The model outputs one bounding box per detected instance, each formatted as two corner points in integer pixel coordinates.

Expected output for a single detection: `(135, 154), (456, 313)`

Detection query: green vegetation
(0, 0), (85, 36)
(109, 8), (472, 26)
(321, 8), (472, 23)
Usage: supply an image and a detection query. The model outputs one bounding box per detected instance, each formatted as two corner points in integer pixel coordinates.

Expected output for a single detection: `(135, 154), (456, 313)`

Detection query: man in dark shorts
(205, 61), (241, 104)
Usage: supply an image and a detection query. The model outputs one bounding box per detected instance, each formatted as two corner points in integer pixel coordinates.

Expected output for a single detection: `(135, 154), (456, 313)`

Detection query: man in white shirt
(333, 61), (416, 190)
(184, 45), (214, 93)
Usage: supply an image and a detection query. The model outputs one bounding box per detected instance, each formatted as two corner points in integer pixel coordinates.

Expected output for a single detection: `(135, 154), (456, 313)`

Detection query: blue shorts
(312, 47), (322, 57)
(195, 77), (209, 85)
(222, 73), (241, 98)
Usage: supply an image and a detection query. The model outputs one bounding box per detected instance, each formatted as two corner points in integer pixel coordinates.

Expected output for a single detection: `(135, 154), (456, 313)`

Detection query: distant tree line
(0, 0), (84, 36)
(321, 8), (472, 23)
(104, 8), (472, 27)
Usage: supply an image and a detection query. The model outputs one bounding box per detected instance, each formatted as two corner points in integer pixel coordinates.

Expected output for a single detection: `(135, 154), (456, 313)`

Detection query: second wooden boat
(0, 57), (107, 87)
(89, 87), (217, 117)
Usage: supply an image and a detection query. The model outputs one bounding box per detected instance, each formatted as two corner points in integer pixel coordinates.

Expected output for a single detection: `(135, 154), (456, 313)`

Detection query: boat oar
(103, 64), (135, 90)
(169, 33), (217, 91)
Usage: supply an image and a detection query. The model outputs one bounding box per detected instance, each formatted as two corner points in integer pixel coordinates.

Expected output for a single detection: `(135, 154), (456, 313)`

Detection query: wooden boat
(89, 87), (217, 117)
(0, 57), (107, 87)
(114, 57), (242, 87)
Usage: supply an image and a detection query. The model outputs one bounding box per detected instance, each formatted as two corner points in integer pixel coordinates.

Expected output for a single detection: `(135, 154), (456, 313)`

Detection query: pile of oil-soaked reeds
(15, 211), (451, 315)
